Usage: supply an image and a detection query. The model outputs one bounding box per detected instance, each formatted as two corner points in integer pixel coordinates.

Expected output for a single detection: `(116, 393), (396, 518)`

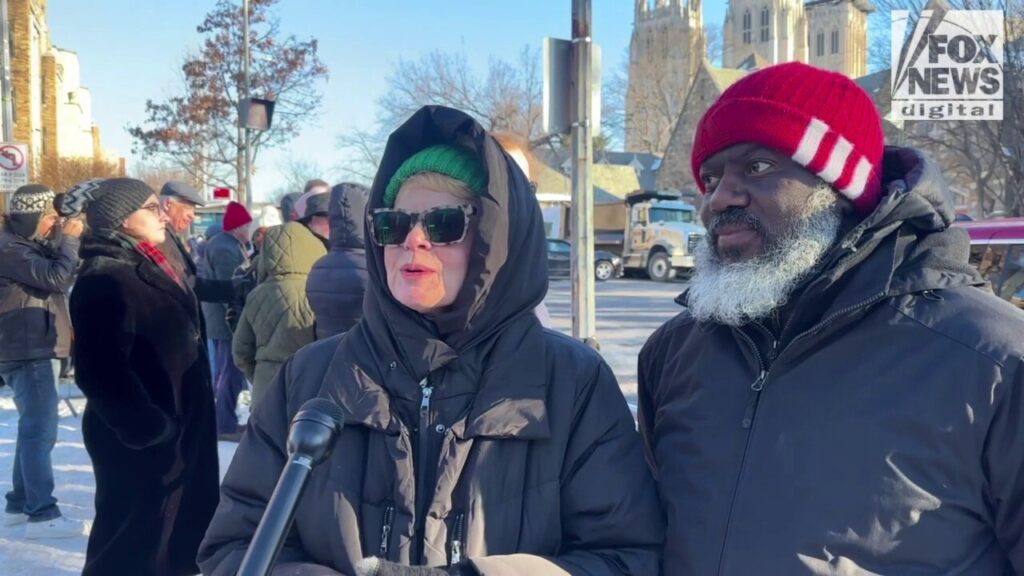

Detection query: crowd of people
(0, 61), (1022, 576)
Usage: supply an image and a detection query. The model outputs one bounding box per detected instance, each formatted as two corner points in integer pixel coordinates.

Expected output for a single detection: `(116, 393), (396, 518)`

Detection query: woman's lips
(400, 263), (436, 279)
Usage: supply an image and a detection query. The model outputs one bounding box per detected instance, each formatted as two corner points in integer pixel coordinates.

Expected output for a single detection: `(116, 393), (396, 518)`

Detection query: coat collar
(81, 234), (199, 322)
(319, 319), (551, 441)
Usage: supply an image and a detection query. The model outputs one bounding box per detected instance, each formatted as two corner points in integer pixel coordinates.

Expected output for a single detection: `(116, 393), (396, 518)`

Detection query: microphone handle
(237, 454), (315, 576)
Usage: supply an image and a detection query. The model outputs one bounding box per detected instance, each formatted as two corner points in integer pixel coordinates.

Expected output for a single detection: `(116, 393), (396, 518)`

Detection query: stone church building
(625, 0), (875, 193)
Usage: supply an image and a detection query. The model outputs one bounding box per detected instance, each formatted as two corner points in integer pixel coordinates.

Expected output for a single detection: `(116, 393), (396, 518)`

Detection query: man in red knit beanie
(639, 62), (1024, 574)
(201, 200), (252, 440)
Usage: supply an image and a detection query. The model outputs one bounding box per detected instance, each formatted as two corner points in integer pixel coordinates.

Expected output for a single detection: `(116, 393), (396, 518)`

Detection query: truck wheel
(647, 252), (674, 282)
(595, 260), (615, 281)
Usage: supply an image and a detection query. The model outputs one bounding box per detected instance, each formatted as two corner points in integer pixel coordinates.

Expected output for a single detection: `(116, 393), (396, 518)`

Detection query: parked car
(955, 217), (1024, 308)
(546, 239), (623, 281)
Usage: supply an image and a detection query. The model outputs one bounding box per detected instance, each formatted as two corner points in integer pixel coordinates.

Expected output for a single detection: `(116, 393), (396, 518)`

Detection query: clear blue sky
(47, 1), (728, 202)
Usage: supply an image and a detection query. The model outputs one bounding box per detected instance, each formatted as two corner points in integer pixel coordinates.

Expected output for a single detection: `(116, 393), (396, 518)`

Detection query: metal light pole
(570, 0), (596, 346)
(0, 0), (12, 143)
(242, 0), (253, 208)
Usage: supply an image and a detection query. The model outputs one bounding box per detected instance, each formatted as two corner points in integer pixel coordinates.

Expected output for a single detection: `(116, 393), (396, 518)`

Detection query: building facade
(626, 0), (873, 156)
(625, 0), (705, 154)
(1, 0), (119, 200)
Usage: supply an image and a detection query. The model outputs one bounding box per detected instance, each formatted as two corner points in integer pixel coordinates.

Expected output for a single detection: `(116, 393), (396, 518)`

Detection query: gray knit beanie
(85, 178), (157, 232)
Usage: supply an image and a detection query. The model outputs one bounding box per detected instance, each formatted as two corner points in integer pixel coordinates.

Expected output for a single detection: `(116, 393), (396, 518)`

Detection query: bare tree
(39, 157), (123, 194)
(705, 23), (724, 66)
(128, 0), (328, 206)
(131, 162), (195, 193)
(336, 45), (542, 181)
(271, 155), (330, 201)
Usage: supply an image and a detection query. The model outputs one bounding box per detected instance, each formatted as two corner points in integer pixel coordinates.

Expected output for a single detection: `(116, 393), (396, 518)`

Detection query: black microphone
(237, 398), (346, 576)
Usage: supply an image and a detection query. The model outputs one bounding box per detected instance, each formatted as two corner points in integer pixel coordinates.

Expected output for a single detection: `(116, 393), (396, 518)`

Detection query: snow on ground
(0, 384), (239, 576)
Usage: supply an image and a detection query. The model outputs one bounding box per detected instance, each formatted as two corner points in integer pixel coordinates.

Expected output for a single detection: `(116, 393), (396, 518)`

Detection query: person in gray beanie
(70, 177), (220, 575)
(0, 183), (84, 539)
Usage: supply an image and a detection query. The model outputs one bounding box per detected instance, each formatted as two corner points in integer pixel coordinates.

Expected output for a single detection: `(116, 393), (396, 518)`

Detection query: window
(547, 240), (571, 254)
(760, 7), (770, 43)
(649, 208), (694, 224)
(970, 244), (1024, 303)
(831, 30), (839, 54)
(816, 32), (825, 57)
(742, 10), (752, 45)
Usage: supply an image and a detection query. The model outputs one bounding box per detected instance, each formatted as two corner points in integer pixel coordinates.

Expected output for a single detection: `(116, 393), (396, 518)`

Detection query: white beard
(686, 185), (843, 326)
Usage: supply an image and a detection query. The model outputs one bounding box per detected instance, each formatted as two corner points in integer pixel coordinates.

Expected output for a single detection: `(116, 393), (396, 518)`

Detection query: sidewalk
(0, 381), (238, 575)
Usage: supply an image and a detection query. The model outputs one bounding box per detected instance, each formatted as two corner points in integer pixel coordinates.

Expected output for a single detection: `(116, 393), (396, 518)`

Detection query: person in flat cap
(0, 183), (84, 539)
(157, 181), (246, 371)
(199, 106), (663, 576)
(69, 177), (219, 576)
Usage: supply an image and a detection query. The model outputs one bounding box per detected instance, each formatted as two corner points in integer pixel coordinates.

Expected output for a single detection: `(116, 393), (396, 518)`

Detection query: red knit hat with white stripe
(691, 62), (885, 215)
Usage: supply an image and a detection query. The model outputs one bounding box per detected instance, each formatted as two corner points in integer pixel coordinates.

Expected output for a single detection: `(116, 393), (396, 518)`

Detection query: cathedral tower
(625, 0), (705, 154)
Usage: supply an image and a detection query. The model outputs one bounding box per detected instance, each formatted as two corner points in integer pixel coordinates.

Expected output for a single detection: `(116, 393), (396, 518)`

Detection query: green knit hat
(383, 145), (488, 207)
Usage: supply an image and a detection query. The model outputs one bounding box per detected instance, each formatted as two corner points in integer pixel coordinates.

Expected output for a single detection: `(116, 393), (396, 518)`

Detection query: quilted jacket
(232, 222), (326, 406)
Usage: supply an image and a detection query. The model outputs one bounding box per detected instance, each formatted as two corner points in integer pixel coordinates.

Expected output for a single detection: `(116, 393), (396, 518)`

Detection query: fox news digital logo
(891, 10), (1004, 121)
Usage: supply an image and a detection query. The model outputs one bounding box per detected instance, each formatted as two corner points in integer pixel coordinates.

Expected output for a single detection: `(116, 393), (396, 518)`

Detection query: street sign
(543, 38), (601, 135)
(0, 142), (28, 194)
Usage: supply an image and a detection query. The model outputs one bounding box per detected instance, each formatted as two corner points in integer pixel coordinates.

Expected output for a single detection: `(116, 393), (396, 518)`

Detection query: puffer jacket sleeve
(198, 358), (344, 576)
(470, 361), (665, 576)
(70, 272), (177, 449)
(985, 356), (1024, 571)
(1, 234), (79, 293)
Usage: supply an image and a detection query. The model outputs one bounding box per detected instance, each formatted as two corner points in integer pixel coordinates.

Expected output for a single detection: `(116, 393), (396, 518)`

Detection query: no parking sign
(0, 143), (28, 193)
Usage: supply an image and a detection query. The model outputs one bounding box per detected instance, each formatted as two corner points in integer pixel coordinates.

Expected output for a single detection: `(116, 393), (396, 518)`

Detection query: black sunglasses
(369, 204), (477, 247)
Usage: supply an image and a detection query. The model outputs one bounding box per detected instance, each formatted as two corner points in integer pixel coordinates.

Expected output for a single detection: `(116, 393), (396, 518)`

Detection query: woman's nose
(403, 222), (431, 250)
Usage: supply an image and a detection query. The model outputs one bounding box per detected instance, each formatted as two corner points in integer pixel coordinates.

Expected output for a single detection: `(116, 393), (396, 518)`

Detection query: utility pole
(0, 0), (11, 143)
(242, 0), (253, 208)
(570, 0), (596, 346)
(1, 0), (12, 212)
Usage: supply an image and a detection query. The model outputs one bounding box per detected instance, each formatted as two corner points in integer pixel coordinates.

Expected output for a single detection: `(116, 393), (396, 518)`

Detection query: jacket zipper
(415, 376), (434, 563)
(449, 512), (466, 565)
(717, 292), (887, 575)
(378, 504), (395, 558)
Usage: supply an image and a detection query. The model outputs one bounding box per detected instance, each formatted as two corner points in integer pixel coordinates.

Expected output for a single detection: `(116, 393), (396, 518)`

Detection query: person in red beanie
(200, 200), (253, 440)
(638, 61), (1024, 574)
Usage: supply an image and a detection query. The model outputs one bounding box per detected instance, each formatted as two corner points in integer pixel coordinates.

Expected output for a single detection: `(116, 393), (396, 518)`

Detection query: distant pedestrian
(294, 182), (331, 247)
(306, 182), (370, 340)
(493, 132), (554, 328)
(233, 222), (326, 407)
(0, 184), (84, 539)
(70, 178), (219, 575)
(201, 201), (252, 439)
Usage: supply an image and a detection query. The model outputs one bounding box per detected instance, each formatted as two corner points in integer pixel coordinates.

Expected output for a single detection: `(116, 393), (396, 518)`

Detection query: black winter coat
(199, 106), (664, 575)
(70, 234), (220, 576)
(306, 183), (369, 340)
(0, 227), (77, 361)
(639, 148), (1024, 574)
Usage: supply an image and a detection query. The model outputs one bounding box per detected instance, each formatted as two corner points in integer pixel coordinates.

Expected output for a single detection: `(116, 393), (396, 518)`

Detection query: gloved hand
(354, 558), (473, 576)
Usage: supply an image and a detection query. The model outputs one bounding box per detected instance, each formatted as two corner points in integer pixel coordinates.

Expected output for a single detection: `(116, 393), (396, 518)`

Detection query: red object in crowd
(213, 187), (233, 199)
(222, 201), (253, 232)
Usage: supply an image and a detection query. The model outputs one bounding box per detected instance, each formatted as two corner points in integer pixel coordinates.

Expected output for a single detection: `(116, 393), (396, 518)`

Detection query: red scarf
(135, 241), (186, 291)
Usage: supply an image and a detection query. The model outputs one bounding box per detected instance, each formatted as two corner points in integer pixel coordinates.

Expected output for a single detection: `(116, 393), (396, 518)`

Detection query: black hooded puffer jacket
(199, 106), (664, 576)
(305, 182), (370, 340)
